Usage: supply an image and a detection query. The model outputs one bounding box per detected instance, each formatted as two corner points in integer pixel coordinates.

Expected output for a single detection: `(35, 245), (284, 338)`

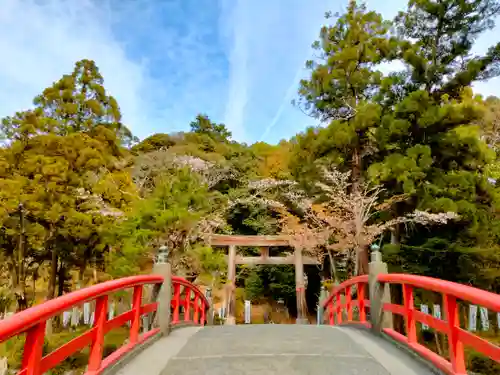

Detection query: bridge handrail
(320, 273), (500, 375)
(0, 274), (209, 375)
(378, 273), (500, 375)
(321, 275), (370, 326)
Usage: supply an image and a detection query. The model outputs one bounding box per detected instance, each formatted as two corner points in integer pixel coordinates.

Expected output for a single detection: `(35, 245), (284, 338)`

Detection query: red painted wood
(336, 291), (342, 324)
(193, 295), (200, 324)
(21, 322), (46, 375)
(383, 328), (454, 374)
(319, 273), (500, 374)
(376, 273), (500, 375)
(0, 275), (163, 341)
(88, 295), (108, 372)
(456, 328), (500, 362)
(0, 274), (209, 375)
(358, 283), (366, 323)
(130, 285), (143, 344)
(346, 286), (353, 322)
(40, 328), (95, 374)
(402, 284), (417, 344)
(172, 283), (181, 324)
(378, 274), (500, 312)
(184, 287), (191, 322)
(444, 295), (466, 374)
(92, 328), (160, 375)
(328, 301), (334, 325)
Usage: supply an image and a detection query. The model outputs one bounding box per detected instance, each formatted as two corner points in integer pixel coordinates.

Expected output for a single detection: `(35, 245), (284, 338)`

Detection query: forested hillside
(2, 1), (500, 367)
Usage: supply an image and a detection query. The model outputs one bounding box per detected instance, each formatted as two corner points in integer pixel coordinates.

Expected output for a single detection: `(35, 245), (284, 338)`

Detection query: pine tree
(33, 59), (136, 147)
(0, 60), (138, 308)
(292, 1), (397, 192)
(369, 0), (500, 286)
(291, 1), (397, 273)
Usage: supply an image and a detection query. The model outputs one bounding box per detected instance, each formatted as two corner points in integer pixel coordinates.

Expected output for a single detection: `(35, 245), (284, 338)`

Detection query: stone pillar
(295, 249), (308, 324)
(225, 245), (237, 325)
(205, 287), (214, 326)
(317, 285), (327, 325)
(368, 250), (393, 332)
(153, 260), (172, 336)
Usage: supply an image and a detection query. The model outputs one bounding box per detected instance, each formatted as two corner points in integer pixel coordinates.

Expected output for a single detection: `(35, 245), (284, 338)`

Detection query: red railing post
(346, 285), (353, 322)
(130, 285), (143, 343)
(444, 294), (466, 374)
(403, 284), (417, 343)
(358, 282), (366, 323)
(21, 321), (46, 375)
(336, 291), (342, 324)
(328, 300), (335, 325)
(184, 288), (191, 322)
(193, 295), (200, 324)
(172, 283), (181, 324)
(88, 295), (108, 372)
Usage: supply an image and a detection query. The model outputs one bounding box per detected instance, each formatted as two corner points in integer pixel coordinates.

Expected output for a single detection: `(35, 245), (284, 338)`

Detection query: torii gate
(206, 234), (319, 325)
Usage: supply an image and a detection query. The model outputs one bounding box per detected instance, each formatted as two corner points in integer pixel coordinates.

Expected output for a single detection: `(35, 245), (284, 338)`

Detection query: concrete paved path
(116, 325), (441, 375)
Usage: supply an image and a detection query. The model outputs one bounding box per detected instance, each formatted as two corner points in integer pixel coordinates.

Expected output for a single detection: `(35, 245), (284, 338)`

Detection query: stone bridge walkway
(115, 325), (442, 375)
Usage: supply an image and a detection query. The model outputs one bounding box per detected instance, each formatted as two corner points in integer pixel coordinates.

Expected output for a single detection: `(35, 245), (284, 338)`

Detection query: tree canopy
(2, 2), (500, 371)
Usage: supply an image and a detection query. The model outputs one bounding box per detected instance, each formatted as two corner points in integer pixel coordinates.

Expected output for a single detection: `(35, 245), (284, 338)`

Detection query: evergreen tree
(369, 0), (500, 285)
(190, 114), (232, 142)
(33, 59), (136, 147)
(292, 1), (397, 192)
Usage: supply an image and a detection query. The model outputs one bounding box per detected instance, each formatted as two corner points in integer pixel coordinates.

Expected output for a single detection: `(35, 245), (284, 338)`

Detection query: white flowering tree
(245, 166), (459, 277)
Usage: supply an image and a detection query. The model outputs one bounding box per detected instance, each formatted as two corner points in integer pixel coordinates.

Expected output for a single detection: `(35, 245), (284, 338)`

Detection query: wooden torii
(206, 234), (318, 325)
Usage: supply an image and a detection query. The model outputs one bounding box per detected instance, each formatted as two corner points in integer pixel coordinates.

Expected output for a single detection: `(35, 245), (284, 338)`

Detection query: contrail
(258, 65), (305, 142)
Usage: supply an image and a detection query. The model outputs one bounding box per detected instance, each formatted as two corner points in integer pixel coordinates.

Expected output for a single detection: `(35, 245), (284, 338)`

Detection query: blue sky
(1, 0), (500, 145)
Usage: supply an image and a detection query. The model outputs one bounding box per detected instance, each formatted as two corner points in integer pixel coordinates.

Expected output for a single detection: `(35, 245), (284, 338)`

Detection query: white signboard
(420, 304), (429, 330)
(108, 302), (115, 320)
(71, 307), (80, 327)
(218, 307), (226, 319)
(244, 300), (251, 324)
(469, 305), (478, 332)
(62, 311), (71, 327)
(479, 307), (489, 331)
(83, 303), (91, 325)
(433, 304), (441, 320)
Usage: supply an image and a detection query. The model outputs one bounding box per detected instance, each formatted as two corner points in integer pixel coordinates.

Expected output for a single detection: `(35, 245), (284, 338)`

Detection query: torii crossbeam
(206, 234), (316, 325)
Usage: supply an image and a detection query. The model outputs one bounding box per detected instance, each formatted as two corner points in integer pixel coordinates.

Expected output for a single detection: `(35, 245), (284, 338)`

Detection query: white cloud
(219, 0), (331, 143)
(0, 0), (228, 140)
(0, 0), (150, 135)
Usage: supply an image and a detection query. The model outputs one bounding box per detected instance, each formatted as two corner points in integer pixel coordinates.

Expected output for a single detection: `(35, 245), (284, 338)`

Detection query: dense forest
(2, 0), (500, 372)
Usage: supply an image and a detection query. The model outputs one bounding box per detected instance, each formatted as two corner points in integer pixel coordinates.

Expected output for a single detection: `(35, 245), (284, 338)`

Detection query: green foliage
(0, 59), (138, 309)
(244, 268), (265, 301)
(106, 167), (223, 278)
(190, 114), (232, 142)
(291, 1), (396, 188)
(131, 133), (176, 153)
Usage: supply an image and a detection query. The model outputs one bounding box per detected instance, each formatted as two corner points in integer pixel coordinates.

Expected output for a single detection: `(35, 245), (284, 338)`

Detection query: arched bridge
(1, 254), (499, 375)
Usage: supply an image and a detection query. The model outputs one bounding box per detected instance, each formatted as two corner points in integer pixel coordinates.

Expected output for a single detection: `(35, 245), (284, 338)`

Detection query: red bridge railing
(321, 275), (370, 327)
(321, 273), (500, 375)
(0, 275), (209, 375)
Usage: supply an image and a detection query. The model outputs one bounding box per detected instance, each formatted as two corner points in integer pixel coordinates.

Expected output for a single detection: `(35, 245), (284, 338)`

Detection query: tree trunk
(351, 146), (362, 194)
(47, 250), (58, 300)
(15, 205), (28, 311)
(356, 245), (370, 276)
(327, 250), (339, 284)
(57, 262), (66, 297)
(391, 224), (400, 245)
